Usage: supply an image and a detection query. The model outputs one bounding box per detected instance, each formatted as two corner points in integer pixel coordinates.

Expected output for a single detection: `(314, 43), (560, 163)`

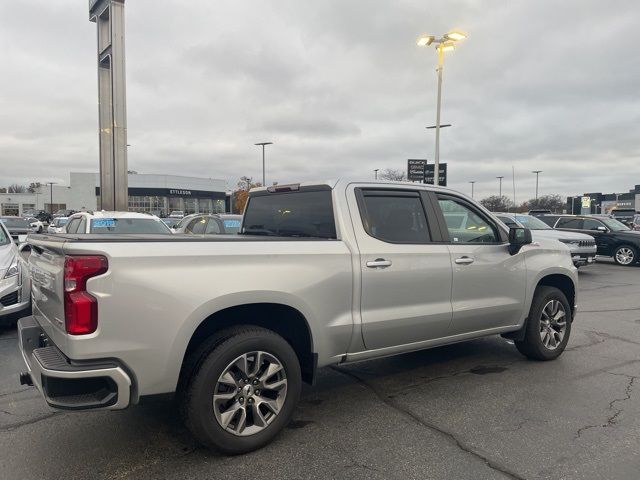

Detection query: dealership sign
(407, 159), (428, 182)
(581, 196), (591, 209)
(424, 163), (447, 186)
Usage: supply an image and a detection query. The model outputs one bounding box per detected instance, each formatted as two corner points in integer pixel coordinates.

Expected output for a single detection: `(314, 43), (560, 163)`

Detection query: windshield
(0, 217), (30, 229)
(54, 218), (68, 227)
(600, 218), (630, 232)
(89, 218), (172, 234)
(514, 215), (552, 230)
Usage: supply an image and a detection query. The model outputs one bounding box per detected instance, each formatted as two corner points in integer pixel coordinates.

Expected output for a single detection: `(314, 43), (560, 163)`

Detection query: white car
(495, 213), (597, 267)
(168, 210), (185, 218)
(0, 221), (30, 326)
(63, 211), (173, 234)
(26, 217), (45, 233)
(47, 217), (69, 234)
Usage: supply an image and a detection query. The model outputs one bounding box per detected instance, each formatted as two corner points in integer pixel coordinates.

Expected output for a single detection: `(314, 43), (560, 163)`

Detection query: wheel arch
(536, 274), (576, 320)
(179, 302), (316, 386)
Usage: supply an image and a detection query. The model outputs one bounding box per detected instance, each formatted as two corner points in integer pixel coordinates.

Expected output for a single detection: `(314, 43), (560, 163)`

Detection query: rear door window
(205, 219), (222, 234)
(187, 217), (207, 234)
(66, 218), (80, 233)
(556, 218), (583, 229)
(357, 190), (431, 243)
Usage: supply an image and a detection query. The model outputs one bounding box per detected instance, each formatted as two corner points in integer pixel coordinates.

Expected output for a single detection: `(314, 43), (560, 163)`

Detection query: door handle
(455, 256), (474, 265)
(366, 258), (392, 268)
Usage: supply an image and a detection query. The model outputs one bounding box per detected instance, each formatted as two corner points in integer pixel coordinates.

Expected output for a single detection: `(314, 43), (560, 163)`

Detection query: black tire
(613, 245), (637, 266)
(515, 286), (572, 361)
(179, 326), (301, 454)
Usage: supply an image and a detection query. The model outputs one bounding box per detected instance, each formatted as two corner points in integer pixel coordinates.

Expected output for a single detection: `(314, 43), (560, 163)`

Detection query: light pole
(374, 169), (379, 180)
(46, 182), (57, 214)
(417, 31), (466, 185)
(469, 181), (476, 198)
(532, 170), (542, 201)
(254, 142), (273, 186)
(496, 176), (504, 197)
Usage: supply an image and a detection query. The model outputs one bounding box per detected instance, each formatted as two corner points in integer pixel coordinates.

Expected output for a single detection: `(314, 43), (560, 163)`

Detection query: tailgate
(28, 236), (68, 342)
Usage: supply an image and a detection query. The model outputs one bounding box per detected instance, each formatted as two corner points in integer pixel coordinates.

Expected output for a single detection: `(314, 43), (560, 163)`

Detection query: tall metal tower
(89, 0), (128, 211)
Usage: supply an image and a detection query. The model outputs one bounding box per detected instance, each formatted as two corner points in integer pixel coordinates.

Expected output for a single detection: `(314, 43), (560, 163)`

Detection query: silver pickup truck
(18, 180), (578, 454)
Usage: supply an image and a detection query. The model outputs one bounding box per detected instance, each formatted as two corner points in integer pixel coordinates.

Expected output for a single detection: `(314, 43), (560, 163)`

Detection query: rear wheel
(515, 286), (571, 361)
(180, 326), (301, 454)
(613, 245), (637, 266)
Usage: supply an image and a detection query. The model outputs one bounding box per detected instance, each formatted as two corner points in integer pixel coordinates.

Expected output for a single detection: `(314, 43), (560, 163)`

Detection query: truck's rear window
(89, 218), (172, 234)
(242, 190), (336, 238)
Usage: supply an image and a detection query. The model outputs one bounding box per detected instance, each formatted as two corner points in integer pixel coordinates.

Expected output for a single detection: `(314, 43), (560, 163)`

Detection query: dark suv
(539, 215), (640, 266)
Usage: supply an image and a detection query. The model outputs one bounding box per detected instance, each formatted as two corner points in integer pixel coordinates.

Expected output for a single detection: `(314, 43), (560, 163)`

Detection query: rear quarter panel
(59, 239), (353, 396)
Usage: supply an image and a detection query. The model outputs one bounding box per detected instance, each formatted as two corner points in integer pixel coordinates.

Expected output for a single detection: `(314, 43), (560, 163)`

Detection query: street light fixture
(469, 181), (476, 198)
(374, 169), (379, 180)
(532, 170), (542, 201)
(254, 142), (273, 186)
(417, 30), (467, 186)
(496, 176), (504, 198)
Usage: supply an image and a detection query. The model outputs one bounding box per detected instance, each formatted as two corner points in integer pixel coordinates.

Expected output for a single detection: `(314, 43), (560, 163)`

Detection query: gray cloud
(1, 0), (639, 201)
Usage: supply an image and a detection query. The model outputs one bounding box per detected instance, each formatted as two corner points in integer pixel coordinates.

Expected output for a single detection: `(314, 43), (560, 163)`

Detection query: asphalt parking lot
(1, 258), (638, 480)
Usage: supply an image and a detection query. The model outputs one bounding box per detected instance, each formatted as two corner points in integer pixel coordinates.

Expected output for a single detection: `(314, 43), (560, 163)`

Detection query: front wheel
(180, 326), (301, 454)
(613, 245), (637, 266)
(515, 286), (572, 361)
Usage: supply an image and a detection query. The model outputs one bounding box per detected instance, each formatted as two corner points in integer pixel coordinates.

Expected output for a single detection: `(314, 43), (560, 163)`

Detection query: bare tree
(28, 182), (42, 193)
(378, 169), (406, 181)
(7, 184), (27, 193)
(523, 194), (565, 213)
(480, 195), (514, 212)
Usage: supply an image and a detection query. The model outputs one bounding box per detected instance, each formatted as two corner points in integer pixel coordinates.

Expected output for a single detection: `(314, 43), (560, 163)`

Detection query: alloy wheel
(615, 247), (635, 265)
(213, 351), (287, 436)
(539, 300), (567, 350)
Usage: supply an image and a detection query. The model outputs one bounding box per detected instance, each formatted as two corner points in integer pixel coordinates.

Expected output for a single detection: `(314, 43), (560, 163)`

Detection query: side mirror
(596, 226), (607, 232)
(18, 243), (31, 254)
(508, 227), (532, 255)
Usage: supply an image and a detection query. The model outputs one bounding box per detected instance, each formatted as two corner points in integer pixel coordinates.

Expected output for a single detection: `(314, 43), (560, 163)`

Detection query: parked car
(25, 217), (45, 233)
(176, 213), (243, 235)
(53, 209), (76, 218)
(169, 210), (185, 218)
(0, 216), (37, 241)
(23, 210), (52, 224)
(528, 209), (552, 216)
(19, 180), (577, 454)
(610, 208), (637, 227)
(539, 214), (640, 266)
(0, 221), (30, 326)
(47, 217), (69, 234)
(494, 213), (596, 267)
(63, 211), (173, 234)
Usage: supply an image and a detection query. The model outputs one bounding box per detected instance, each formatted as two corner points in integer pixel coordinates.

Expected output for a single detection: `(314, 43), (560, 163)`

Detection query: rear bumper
(18, 316), (132, 410)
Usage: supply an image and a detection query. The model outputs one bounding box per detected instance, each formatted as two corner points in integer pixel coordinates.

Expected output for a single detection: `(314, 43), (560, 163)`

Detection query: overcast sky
(1, 0), (639, 201)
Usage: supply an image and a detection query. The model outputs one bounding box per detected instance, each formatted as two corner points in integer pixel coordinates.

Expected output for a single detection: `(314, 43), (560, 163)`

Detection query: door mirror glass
(508, 227), (532, 254)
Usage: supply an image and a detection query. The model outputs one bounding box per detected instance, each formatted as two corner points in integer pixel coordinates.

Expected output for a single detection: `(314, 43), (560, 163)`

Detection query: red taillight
(64, 255), (108, 335)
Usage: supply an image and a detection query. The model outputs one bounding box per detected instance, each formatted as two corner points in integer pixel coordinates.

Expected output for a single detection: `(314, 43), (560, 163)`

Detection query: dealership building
(0, 172), (227, 217)
(567, 184), (640, 215)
